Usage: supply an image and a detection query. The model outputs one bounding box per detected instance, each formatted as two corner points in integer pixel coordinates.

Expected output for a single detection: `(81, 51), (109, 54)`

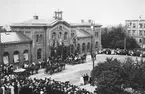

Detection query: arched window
(95, 32), (98, 37)
(87, 42), (90, 52)
(40, 34), (43, 42)
(70, 45), (74, 54)
(13, 51), (20, 63)
(139, 39), (142, 43)
(36, 35), (39, 42)
(95, 42), (98, 49)
(59, 26), (63, 31)
(58, 32), (62, 38)
(64, 32), (68, 39)
(71, 33), (74, 37)
(77, 44), (80, 54)
(52, 32), (56, 39)
(3, 52), (9, 65)
(82, 43), (86, 53)
(23, 50), (28, 61)
(37, 48), (42, 59)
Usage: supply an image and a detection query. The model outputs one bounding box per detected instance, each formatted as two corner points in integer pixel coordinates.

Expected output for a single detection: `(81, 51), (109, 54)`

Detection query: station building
(0, 11), (102, 67)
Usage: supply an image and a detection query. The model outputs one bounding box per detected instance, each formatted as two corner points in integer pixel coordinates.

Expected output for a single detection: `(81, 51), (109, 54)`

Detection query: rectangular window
(127, 23), (130, 28)
(133, 23), (136, 28)
(128, 30), (131, 35)
(132, 30), (135, 36)
(139, 38), (142, 43)
(139, 30), (143, 36)
(139, 23), (143, 28)
(128, 22), (132, 28)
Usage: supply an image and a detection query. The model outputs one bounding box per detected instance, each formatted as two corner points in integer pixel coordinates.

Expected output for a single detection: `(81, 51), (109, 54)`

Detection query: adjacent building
(0, 11), (102, 67)
(0, 32), (32, 68)
(125, 19), (145, 47)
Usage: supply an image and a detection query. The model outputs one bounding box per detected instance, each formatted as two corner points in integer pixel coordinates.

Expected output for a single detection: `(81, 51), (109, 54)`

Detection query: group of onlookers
(99, 48), (145, 57)
(0, 73), (93, 94)
(0, 53), (97, 94)
(80, 74), (92, 86)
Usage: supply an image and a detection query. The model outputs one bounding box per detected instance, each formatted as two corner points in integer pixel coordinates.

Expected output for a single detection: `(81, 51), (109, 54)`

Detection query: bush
(91, 57), (145, 94)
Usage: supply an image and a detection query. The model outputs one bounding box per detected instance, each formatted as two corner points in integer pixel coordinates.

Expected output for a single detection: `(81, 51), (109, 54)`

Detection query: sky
(0, 0), (145, 27)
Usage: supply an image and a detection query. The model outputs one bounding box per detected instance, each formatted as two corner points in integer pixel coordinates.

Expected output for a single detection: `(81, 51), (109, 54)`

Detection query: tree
(101, 25), (140, 49)
(91, 58), (145, 94)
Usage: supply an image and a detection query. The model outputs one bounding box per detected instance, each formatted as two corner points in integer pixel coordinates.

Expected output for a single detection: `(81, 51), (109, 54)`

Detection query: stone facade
(0, 32), (32, 67)
(10, 11), (102, 64)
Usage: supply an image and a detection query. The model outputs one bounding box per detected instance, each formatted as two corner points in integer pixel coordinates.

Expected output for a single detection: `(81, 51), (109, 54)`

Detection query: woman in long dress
(80, 76), (84, 86)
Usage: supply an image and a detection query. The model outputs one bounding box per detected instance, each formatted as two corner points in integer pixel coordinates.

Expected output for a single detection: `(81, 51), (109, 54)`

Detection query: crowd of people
(0, 72), (94, 94)
(99, 48), (145, 57)
(0, 53), (95, 94)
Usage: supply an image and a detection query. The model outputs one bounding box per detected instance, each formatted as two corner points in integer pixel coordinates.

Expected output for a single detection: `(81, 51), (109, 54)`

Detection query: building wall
(126, 20), (145, 47)
(77, 37), (92, 54)
(11, 22), (102, 63)
(1, 43), (31, 67)
(12, 27), (46, 63)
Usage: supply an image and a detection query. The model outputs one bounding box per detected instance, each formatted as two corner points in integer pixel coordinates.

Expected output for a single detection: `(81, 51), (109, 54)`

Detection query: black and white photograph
(0, 0), (145, 94)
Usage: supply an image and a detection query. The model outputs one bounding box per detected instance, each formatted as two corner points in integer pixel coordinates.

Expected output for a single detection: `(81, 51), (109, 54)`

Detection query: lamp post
(91, 22), (95, 70)
(90, 21), (95, 86)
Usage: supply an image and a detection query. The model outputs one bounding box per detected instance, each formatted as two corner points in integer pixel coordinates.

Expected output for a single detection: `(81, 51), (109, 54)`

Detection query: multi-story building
(0, 11), (102, 67)
(125, 19), (145, 47)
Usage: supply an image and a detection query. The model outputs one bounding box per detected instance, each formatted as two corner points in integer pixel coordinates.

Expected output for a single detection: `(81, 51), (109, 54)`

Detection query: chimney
(33, 15), (39, 20)
(88, 19), (92, 23)
(81, 20), (84, 23)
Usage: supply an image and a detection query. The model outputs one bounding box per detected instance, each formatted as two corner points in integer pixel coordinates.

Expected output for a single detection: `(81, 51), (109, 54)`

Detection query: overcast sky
(0, 0), (145, 27)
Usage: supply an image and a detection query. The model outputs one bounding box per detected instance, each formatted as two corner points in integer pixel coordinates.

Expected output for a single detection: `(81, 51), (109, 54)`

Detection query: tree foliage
(101, 25), (140, 49)
(91, 58), (145, 94)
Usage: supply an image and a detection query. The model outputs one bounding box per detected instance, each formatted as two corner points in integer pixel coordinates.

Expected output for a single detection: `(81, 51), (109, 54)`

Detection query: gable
(49, 20), (70, 27)
(50, 22), (70, 33)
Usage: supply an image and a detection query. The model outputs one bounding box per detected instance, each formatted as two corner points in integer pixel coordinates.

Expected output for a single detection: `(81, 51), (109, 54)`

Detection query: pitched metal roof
(11, 18), (58, 27)
(76, 29), (92, 38)
(11, 17), (102, 27)
(0, 32), (32, 44)
(69, 22), (102, 27)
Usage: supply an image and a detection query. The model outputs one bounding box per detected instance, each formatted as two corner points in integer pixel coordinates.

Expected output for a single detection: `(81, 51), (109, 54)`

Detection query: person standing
(9, 84), (14, 94)
(85, 74), (89, 84)
(79, 76), (84, 86)
(14, 82), (18, 94)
